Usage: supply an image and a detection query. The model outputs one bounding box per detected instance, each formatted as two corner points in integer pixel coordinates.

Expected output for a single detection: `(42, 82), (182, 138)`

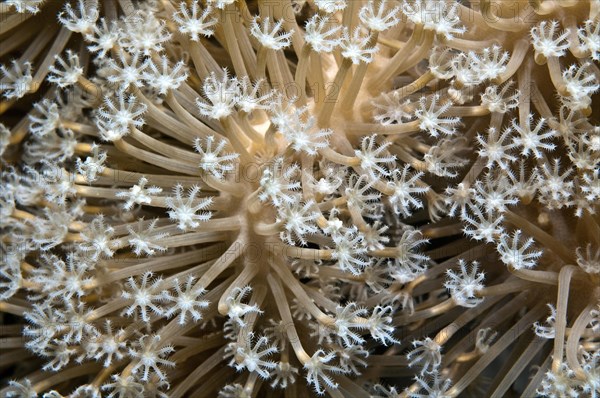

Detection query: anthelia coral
(1, 0), (599, 397)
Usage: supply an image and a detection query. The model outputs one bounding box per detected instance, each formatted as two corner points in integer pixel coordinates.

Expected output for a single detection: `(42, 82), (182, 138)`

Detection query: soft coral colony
(0, 0), (599, 396)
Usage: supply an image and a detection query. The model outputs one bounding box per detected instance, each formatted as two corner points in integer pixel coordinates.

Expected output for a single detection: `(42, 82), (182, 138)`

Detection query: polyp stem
(267, 273), (310, 364)
(341, 33), (380, 112)
(504, 210), (574, 264)
(552, 265), (577, 373)
(317, 58), (352, 127)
